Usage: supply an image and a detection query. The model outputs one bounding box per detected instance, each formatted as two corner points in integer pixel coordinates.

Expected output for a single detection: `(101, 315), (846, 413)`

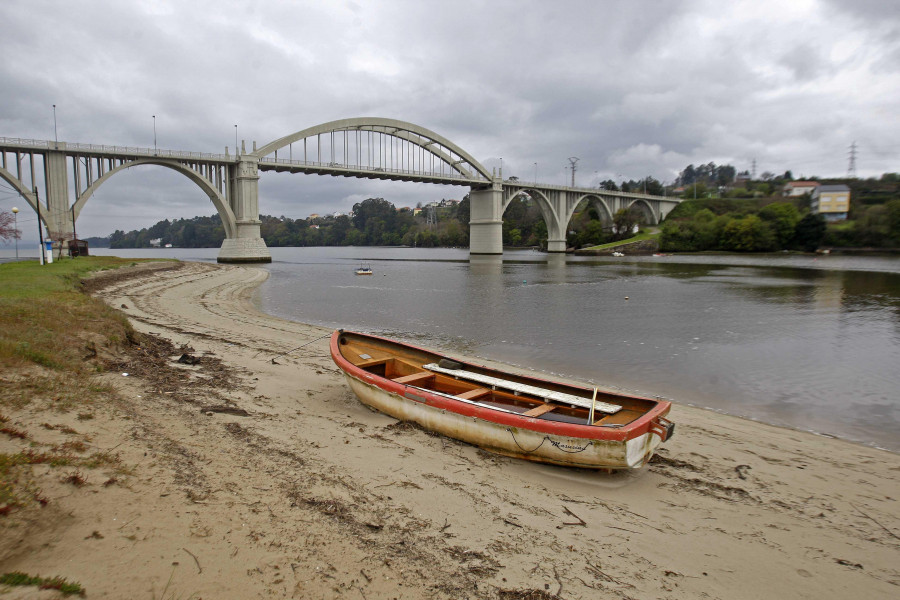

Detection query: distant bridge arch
(253, 117), (493, 183)
(564, 194), (660, 232)
(624, 198), (657, 224)
(568, 193), (615, 227)
(74, 159), (237, 239)
(502, 186), (558, 237)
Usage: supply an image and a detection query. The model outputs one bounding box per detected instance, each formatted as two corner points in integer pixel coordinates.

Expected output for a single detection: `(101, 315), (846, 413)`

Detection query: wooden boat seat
(356, 357), (391, 369)
(423, 363), (621, 414)
(523, 403), (557, 418)
(456, 388), (491, 400)
(391, 372), (435, 386)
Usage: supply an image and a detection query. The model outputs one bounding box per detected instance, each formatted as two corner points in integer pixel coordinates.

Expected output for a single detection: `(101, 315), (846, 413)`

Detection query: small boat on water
(355, 265), (374, 275)
(331, 330), (674, 470)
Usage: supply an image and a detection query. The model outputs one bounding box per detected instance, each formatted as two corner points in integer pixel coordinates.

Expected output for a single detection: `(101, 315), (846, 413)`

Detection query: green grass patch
(0, 571), (85, 596)
(580, 230), (659, 251)
(0, 257), (164, 372)
(827, 220), (854, 232)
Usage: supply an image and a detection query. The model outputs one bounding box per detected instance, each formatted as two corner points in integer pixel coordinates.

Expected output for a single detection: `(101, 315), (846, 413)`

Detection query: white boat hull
(344, 372), (662, 470)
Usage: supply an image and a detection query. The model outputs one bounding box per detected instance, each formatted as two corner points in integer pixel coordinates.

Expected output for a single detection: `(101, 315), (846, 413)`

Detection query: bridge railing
(259, 156), (488, 183)
(64, 143), (230, 161)
(502, 179), (672, 201)
(0, 137), (50, 148)
(0, 137), (230, 161)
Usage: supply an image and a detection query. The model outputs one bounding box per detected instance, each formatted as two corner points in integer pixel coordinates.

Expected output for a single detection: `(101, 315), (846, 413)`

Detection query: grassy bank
(578, 230), (659, 251)
(0, 258), (149, 371)
(0, 257), (170, 529)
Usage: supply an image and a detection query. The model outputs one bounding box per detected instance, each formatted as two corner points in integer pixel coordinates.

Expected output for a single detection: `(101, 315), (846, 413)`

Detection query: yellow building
(811, 185), (850, 221)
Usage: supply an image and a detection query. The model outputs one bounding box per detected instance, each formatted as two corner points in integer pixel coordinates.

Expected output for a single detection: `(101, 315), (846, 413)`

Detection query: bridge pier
(544, 188), (570, 253)
(545, 238), (568, 253)
(45, 146), (75, 249)
(218, 157), (271, 263)
(468, 179), (504, 255)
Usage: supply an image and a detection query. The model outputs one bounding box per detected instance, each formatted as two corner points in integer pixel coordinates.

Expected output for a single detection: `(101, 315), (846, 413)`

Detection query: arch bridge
(0, 118), (681, 261)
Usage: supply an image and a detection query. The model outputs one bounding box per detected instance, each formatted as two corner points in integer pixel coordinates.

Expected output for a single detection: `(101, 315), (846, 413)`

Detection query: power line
(567, 157), (579, 187)
(847, 141), (857, 178)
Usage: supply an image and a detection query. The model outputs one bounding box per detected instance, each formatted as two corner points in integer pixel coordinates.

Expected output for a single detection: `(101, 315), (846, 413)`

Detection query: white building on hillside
(783, 181), (820, 196)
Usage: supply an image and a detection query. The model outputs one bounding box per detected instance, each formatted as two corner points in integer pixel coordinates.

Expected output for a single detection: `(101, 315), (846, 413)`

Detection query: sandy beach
(2, 260), (897, 599)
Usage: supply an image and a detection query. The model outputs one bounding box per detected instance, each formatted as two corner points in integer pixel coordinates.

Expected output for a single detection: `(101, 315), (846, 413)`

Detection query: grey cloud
(1, 0), (898, 238)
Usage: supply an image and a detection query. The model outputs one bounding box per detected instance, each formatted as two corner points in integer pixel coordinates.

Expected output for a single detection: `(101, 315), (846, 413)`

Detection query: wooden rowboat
(331, 330), (674, 470)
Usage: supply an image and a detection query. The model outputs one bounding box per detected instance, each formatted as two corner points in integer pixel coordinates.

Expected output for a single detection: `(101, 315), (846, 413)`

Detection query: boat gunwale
(330, 330), (671, 443)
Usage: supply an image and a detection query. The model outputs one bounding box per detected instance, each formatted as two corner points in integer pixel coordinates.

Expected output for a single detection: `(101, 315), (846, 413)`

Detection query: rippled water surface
(83, 246), (900, 452)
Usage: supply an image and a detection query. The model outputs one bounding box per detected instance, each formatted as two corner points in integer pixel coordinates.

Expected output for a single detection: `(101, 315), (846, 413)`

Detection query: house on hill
(811, 185), (851, 221)
(783, 181), (820, 196)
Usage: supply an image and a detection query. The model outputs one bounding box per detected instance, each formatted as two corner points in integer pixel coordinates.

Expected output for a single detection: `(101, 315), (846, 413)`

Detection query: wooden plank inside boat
(456, 388), (491, 400)
(523, 403), (557, 418)
(391, 372), (435, 386)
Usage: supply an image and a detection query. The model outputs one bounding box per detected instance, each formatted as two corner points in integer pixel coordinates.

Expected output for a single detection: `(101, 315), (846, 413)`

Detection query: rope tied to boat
(270, 331), (333, 364)
(506, 428), (591, 454)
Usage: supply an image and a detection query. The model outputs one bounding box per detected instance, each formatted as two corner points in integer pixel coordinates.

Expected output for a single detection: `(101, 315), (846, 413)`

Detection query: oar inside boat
(422, 363), (621, 414)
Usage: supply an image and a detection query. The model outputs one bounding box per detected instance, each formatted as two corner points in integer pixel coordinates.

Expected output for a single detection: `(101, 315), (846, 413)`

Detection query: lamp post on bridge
(11, 207), (18, 260)
(235, 125), (238, 157)
(153, 115), (157, 155)
(52, 104), (58, 147)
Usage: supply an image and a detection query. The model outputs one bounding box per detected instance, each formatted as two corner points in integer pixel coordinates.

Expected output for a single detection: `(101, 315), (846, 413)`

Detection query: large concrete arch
(73, 159), (237, 239)
(566, 193), (614, 228)
(625, 199), (657, 225)
(253, 117), (493, 181)
(503, 187), (559, 236)
(0, 165), (39, 218)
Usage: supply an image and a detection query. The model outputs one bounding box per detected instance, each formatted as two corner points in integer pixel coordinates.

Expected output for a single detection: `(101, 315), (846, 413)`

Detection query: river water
(36, 246), (900, 452)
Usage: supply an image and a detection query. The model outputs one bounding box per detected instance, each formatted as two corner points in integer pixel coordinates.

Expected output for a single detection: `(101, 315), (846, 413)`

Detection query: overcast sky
(1, 0), (898, 238)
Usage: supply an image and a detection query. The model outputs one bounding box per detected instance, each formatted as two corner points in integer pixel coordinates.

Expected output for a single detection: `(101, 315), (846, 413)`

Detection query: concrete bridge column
(468, 178), (504, 255)
(218, 157), (272, 263)
(545, 189), (569, 253)
(44, 146), (74, 245)
(545, 238), (568, 253)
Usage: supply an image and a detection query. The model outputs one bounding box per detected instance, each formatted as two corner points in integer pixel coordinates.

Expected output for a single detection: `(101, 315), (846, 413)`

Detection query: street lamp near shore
(11, 206), (18, 260)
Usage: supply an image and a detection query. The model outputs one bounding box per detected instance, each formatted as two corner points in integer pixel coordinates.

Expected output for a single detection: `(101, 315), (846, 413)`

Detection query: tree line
(660, 197), (900, 252)
(106, 196), (550, 250)
(87, 167), (900, 253)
